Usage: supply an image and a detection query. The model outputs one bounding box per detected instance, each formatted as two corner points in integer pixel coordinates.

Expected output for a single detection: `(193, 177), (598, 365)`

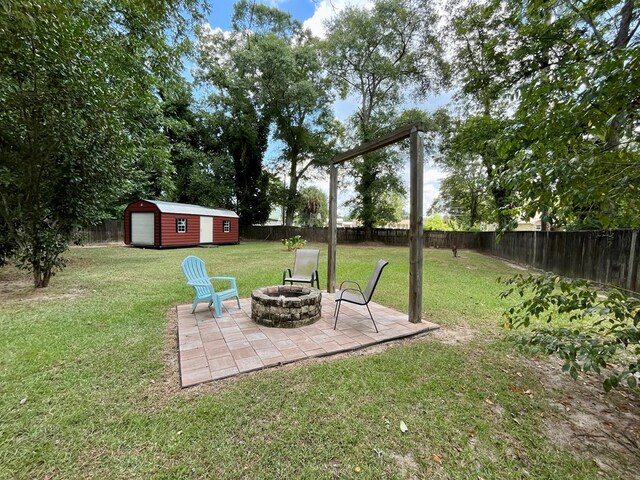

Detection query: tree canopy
(196, 1), (337, 227)
(0, 0), (202, 286)
(323, 0), (448, 231)
(450, 0), (640, 231)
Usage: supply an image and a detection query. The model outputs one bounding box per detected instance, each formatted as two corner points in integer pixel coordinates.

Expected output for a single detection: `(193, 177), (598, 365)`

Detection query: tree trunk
(285, 173), (298, 226)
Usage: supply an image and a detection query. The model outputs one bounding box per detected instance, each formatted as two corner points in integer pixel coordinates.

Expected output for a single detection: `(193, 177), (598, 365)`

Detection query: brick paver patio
(177, 292), (439, 387)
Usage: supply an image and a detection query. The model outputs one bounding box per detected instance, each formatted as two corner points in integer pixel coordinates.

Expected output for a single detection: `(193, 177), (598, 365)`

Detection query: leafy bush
(281, 235), (306, 251)
(500, 273), (640, 392)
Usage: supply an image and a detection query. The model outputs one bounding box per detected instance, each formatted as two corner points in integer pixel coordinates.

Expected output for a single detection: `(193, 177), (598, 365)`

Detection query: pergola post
(409, 128), (424, 323)
(326, 123), (424, 321)
(328, 163), (338, 293)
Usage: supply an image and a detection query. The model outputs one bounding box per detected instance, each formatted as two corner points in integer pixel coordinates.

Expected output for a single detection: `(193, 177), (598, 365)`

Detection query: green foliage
(0, 0), (202, 286)
(196, 4), (277, 227)
(452, 0), (640, 393)
(438, 115), (516, 230)
(296, 186), (328, 227)
(451, 0), (640, 230)
(198, 2), (337, 227)
(501, 0), (640, 230)
(423, 214), (453, 231)
(266, 30), (338, 226)
(160, 81), (235, 209)
(500, 273), (640, 391)
(281, 235), (306, 251)
(430, 157), (497, 229)
(0, 219), (14, 267)
(324, 0), (447, 232)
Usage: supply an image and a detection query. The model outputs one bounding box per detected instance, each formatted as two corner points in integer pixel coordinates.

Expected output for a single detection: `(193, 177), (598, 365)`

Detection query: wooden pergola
(327, 123), (424, 323)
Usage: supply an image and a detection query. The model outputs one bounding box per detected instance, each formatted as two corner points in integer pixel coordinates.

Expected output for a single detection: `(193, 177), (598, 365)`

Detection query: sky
(202, 0), (452, 217)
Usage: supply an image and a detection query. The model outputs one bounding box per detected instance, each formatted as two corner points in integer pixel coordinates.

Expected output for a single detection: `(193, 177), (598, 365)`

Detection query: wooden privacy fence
(78, 220), (125, 244)
(81, 222), (639, 293)
(241, 226), (639, 293)
(482, 230), (639, 293)
(241, 225), (488, 248)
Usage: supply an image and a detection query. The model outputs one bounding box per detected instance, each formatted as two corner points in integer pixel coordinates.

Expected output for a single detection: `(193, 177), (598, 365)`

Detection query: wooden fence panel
(82, 222), (639, 293)
(79, 220), (124, 244)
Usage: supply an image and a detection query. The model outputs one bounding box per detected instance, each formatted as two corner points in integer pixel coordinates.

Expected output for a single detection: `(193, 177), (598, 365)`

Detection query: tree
(451, 0), (640, 230)
(197, 2), (337, 227)
(160, 82), (234, 209)
(504, 0), (640, 229)
(446, 1), (519, 230)
(430, 158), (496, 229)
(0, 0), (201, 287)
(423, 214), (453, 231)
(265, 30), (338, 226)
(196, 2), (282, 227)
(324, 0), (447, 233)
(296, 186), (328, 227)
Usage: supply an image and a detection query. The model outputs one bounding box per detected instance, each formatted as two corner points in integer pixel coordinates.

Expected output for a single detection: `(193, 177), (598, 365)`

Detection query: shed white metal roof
(144, 200), (239, 218)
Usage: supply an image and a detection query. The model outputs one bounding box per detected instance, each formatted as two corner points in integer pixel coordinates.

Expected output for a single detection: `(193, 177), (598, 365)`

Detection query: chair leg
(235, 295), (241, 309)
(191, 299), (198, 313)
(333, 301), (342, 330)
(212, 298), (222, 317)
(365, 303), (379, 333)
(207, 300), (217, 317)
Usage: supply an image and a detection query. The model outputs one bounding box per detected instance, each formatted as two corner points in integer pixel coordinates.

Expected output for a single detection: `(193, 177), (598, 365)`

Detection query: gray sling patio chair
(333, 259), (389, 333)
(282, 248), (320, 289)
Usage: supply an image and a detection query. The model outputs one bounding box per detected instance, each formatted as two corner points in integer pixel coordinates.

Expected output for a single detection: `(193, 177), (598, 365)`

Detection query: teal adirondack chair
(181, 255), (240, 316)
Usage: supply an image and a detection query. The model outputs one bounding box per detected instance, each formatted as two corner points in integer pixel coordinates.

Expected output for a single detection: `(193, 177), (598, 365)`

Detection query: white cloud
(303, 0), (373, 38)
(424, 167), (447, 183)
(423, 181), (442, 213)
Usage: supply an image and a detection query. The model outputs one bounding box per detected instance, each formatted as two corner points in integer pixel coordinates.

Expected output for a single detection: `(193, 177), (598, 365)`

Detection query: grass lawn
(0, 241), (634, 479)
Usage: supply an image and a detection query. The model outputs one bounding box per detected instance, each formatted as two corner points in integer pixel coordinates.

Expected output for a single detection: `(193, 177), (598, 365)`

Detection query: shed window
(223, 220), (231, 233)
(176, 218), (187, 233)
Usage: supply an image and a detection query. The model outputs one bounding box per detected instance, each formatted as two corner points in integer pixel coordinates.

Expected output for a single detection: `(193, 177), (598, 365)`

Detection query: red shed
(124, 199), (239, 248)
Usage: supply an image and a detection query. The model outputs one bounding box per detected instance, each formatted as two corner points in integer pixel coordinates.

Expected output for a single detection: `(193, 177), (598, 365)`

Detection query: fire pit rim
(251, 284), (322, 328)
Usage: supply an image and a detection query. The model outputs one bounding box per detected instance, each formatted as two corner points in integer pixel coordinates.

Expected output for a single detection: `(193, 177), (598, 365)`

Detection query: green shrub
(281, 235), (306, 251)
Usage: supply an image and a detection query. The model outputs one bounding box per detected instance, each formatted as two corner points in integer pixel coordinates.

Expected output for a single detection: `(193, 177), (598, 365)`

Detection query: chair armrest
(282, 268), (292, 284)
(337, 287), (364, 300)
(210, 276), (237, 288)
(339, 279), (362, 291)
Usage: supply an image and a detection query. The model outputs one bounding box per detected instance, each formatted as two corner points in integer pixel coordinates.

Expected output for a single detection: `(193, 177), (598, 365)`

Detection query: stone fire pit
(251, 285), (322, 328)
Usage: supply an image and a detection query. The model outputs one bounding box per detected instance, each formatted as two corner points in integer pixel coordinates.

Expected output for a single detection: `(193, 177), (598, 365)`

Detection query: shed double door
(200, 216), (213, 243)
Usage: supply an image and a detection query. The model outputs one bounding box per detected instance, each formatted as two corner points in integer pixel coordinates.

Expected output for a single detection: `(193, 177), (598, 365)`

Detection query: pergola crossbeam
(331, 123), (423, 165)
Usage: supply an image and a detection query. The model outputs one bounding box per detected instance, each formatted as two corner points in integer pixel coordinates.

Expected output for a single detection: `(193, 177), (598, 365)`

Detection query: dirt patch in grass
(530, 357), (640, 477)
(0, 284), (87, 303)
(1, 263), (89, 303)
(389, 452), (419, 479)
(149, 307), (186, 401)
(426, 325), (479, 345)
(0, 273), (86, 304)
(0, 277), (32, 298)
